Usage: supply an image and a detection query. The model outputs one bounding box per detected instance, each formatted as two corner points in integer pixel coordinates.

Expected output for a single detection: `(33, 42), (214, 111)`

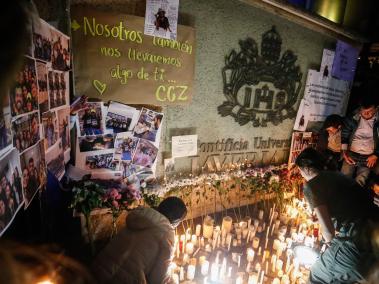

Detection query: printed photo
(133, 108), (163, 142)
(78, 102), (104, 136)
(105, 102), (138, 134)
(32, 18), (52, 62)
(0, 99), (13, 157)
(0, 149), (24, 236)
(12, 112), (40, 153)
(121, 161), (139, 179)
(85, 153), (118, 170)
(48, 70), (68, 110)
(36, 61), (49, 113)
(10, 57), (39, 117)
(51, 28), (71, 71)
(58, 107), (70, 151)
(46, 143), (65, 180)
(114, 133), (138, 161)
(132, 139), (158, 168)
(78, 134), (114, 152)
(20, 142), (45, 208)
(42, 111), (58, 151)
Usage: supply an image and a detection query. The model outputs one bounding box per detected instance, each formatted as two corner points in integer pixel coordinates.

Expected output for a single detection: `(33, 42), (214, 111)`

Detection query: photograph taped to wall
(50, 25), (71, 71)
(20, 142), (45, 208)
(0, 96), (13, 157)
(121, 161), (140, 179)
(36, 61), (49, 114)
(105, 101), (138, 134)
(114, 133), (138, 161)
(57, 107), (70, 152)
(144, 0), (179, 40)
(48, 70), (69, 110)
(12, 111), (40, 154)
(45, 142), (65, 180)
(10, 56), (39, 117)
(78, 134), (115, 152)
(42, 111), (58, 152)
(77, 102), (105, 136)
(0, 149), (24, 237)
(85, 153), (118, 171)
(133, 107), (163, 143)
(132, 138), (158, 168)
(32, 18), (52, 63)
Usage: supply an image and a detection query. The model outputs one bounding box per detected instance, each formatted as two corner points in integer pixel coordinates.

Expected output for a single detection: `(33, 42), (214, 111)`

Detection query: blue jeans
(341, 151), (371, 186)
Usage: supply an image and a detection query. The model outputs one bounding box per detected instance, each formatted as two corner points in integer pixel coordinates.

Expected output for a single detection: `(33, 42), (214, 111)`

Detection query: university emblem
(218, 26), (303, 127)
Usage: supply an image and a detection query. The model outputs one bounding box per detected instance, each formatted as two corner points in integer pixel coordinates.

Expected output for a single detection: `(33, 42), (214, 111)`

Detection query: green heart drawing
(93, 80), (107, 95)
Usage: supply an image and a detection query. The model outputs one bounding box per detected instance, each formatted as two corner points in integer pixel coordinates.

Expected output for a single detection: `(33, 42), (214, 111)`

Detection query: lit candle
(191, 234), (197, 245)
(273, 239), (281, 251)
(226, 233), (232, 251)
(240, 221), (248, 229)
(203, 216), (214, 239)
(179, 266), (184, 281)
(187, 264), (196, 280)
(172, 273), (179, 284)
(199, 256), (206, 265)
(252, 237), (260, 249)
(281, 275), (290, 284)
(263, 250), (270, 262)
(236, 275), (243, 284)
(196, 224), (202, 236)
(180, 235), (186, 254)
(228, 266), (232, 278)
(201, 260), (210, 276)
(258, 209), (264, 220)
(271, 254), (277, 272)
(186, 242), (194, 255)
(219, 257), (227, 280)
(254, 219), (259, 229)
(248, 273), (258, 284)
(183, 253), (189, 264)
(210, 262), (219, 281)
(242, 228), (249, 239)
(244, 216), (252, 228)
(276, 259), (283, 272)
(259, 271), (265, 284)
(272, 277), (280, 284)
(247, 248), (255, 262)
(265, 261), (269, 275)
(201, 237), (205, 247)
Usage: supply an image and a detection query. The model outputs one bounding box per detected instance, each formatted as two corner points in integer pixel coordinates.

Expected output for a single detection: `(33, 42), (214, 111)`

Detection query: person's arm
(314, 205), (335, 243)
(341, 116), (356, 164)
(148, 237), (175, 284)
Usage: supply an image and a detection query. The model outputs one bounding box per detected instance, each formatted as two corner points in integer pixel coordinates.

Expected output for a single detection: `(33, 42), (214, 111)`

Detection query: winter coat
(92, 207), (175, 284)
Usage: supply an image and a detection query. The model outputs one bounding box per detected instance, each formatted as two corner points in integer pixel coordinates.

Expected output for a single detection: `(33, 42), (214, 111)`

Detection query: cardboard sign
(71, 7), (195, 105)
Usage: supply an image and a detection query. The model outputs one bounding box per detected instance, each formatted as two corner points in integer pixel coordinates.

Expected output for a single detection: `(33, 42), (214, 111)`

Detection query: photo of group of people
(48, 70), (68, 110)
(12, 112), (40, 153)
(114, 134), (138, 161)
(79, 134), (114, 152)
(132, 139), (158, 168)
(85, 153), (118, 170)
(36, 61), (49, 114)
(133, 108), (163, 142)
(0, 104), (13, 156)
(10, 57), (39, 117)
(33, 18), (71, 71)
(78, 102), (104, 136)
(46, 143), (65, 181)
(0, 150), (23, 236)
(42, 111), (58, 151)
(105, 102), (138, 134)
(20, 142), (45, 208)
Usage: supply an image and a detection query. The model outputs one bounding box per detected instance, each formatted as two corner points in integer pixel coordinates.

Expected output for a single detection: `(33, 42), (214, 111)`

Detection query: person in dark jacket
(296, 148), (378, 283)
(341, 96), (379, 186)
(92, 197), (187, 284)
(317, 114), (343, 171)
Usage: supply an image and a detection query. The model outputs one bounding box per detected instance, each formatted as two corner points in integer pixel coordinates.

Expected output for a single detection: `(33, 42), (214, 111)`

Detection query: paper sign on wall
(332, 40), (360, 82)
(172, 135), (197, 158)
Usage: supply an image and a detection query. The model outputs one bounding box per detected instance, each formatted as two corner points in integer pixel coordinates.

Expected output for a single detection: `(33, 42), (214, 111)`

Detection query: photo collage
(76, 102), (163, 182)
(0, 17), (71, 236)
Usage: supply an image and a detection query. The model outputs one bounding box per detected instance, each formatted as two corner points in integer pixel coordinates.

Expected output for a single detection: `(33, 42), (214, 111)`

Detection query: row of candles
(170, 198), (320, 284)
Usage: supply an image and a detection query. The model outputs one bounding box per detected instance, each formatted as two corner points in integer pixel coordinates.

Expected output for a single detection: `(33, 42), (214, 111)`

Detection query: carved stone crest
(218, 26), (303, 127)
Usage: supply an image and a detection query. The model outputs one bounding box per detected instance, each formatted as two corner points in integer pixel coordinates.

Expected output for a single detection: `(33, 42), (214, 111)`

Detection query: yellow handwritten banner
(71, 7), (195, 105)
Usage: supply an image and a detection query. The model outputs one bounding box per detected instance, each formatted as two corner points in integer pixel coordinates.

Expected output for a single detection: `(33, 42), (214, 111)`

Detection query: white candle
(187, 264), (196, 280)
(203, 216), (214, 239)
(252, 237), (260, 249)
(240, 221), (248, 229)
(236, 275), (243, 284)
(244, 216), (252, 228)
(186, 242), (194, 255)
(228, 266), (232, 278)
(272, 277), (280, 284)
(191, 234), (197, 245)
(201, 237), (205, 247)
(242, 228), (249, 239)
(276, 259), (283, 271)
(199, 256), (206, 265)
(259, 271), (265, 284)
(180, 234), (186, 254)
(281, 275), (290, 284)
(183, 253), (189, 264)
(211, 262), (219, 281)
(220, 257), (227, 280)
(172, 273), (179, 284)
(258, 209), (264, 220)
(196, 224), (202, 236)
(226, 233), (232, 251)
(248, 273), (258, 284)
(247, 248), (255, 262)
(271, 254), (277, 272)
(179, 266), (184, 281)
(273, 239), (281, 251)
(254, 219), (259, 229)
(201, 260), (210, 276)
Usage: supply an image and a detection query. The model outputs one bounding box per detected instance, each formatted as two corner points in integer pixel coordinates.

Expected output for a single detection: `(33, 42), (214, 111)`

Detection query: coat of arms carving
(218, 26), (303, 127)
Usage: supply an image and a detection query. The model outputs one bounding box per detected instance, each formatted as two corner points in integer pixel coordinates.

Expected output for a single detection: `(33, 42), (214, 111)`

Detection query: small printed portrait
(51, 28), (71, 71)
(10, 57), (39, 117)
(78, 103), (104, 136)
(105, 102), (138, 134)
(154, 8), (171, 32)
(85, 153), (118, 170)
(133, 108), (163, 143)
(0, 103), (12, 153)
(48, 71), (68, 110)
(114, 134), (138, 161)
(132, 139), (158, 168)
(42, 111), (58, 151)
(12, 112), (40, 153)
(46, 143), (65, 180)
(36, 61), (49, 113)
(20, 142), (45, 208)
(58, 108), (70, 151)
(79, 134), (115, 152)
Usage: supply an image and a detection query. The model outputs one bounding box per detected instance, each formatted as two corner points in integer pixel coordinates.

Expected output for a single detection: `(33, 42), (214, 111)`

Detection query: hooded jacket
(92, 207), (175, 284)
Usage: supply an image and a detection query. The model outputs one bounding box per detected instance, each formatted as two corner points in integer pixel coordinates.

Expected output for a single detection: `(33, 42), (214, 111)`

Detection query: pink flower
(112, 200), (119, 208)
